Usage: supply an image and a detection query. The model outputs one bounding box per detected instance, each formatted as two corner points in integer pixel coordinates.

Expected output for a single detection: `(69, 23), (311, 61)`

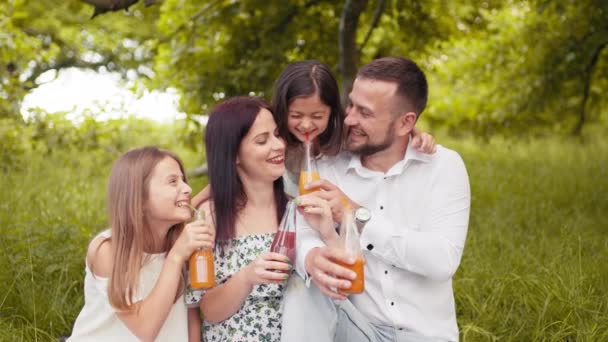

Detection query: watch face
(355, 207), (371, 222)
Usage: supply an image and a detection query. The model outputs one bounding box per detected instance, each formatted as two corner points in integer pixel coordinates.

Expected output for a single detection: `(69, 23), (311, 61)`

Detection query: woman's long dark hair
(271, 60), (345, 156)
(205, 96), (288, 247)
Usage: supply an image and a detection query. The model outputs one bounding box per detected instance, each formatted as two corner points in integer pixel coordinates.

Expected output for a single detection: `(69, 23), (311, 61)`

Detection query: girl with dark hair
(192, 60), (435, 202)
(190, 97), (336, 342)
(271, 60), (436, 197)
(270, 60), (345, 197)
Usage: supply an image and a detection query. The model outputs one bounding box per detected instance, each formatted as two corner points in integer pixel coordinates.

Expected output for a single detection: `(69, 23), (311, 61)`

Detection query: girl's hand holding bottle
(299, 132), (321, 195)
(169, 211), (215, 264)
(295, 194), (339, 246)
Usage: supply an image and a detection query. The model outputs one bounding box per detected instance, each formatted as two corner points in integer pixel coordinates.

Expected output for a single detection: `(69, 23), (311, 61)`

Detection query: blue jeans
(334, 299), (449, 342)
(281, 276), (449, 342)
(281, 275), (336, 342)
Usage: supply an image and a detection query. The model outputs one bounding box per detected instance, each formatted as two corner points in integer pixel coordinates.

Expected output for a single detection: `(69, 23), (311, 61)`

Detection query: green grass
(451, 132), (608, 341)
(0, 117), (207, 341)
(0, 120), (606, 341)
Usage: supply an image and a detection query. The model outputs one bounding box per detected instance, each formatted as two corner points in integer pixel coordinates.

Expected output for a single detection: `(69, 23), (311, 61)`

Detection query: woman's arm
(200, 252), (289, 324)
(199, 266), (253, 324)
(192, 184), (211, 208)
(187, 307), (201, 342)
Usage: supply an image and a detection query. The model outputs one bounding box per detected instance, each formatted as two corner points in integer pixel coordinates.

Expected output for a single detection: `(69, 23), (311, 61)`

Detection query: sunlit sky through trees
(21, 68), (184, 123)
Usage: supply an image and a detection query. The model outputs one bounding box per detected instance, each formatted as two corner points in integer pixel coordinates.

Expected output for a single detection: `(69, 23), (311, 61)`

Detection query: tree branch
(21, 27), (69, 48)
(157, 1), (222, 44)
(269, 0), (322, 36)
(358, 0), (386, 52)
(23, 55), (117, 90)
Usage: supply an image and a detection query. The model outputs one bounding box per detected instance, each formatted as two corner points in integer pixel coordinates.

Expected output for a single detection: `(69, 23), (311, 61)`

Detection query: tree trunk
(573, 42), (606, 136)
(359, 0), (386, 52)
(338, 0), (369, 106)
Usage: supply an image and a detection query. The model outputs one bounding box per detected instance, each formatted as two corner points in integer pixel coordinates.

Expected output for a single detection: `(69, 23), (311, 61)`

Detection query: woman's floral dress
(197, 233), (285, 342)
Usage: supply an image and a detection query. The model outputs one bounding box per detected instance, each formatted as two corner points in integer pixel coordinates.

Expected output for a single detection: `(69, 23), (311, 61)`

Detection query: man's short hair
(357, 57), (428, 118)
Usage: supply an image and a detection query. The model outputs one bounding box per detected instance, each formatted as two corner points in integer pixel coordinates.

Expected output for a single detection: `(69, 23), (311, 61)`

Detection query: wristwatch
(354, 206), (371, 233)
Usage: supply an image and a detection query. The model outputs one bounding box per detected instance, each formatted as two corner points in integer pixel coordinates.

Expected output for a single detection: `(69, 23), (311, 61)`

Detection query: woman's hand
(295, 193), (339, 245)
(242, 252), (291, 286)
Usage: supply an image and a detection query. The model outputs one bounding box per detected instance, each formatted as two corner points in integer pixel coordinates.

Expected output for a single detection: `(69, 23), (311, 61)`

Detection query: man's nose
(344, 111), (357, 126)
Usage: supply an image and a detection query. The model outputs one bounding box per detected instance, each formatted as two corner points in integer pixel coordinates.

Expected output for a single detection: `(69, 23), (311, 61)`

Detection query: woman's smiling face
(237, 108), (286, 183)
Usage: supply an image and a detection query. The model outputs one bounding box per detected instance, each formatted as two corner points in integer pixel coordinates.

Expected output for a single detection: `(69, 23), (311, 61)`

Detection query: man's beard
(346, 121), (395, 156)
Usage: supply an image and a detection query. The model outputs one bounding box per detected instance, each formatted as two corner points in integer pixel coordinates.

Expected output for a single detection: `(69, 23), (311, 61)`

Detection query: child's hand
(304, 179), (359, 224)
(295, 194), (338, 244)
(411, 128), (437, 154)
(170, 219), (215, 263)
(242, 252), (291, 286)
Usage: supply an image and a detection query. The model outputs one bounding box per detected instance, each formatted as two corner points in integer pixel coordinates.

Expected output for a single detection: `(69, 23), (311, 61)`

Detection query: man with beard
(292, 57), (471, 342)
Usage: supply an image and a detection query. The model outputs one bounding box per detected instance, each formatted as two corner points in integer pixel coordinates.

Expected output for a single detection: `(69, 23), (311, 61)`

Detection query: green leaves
(152, 0), (341, 115)
(2, 0), (607, 134)
(0, 0), (160, 120)
(425, 0), (608, 136)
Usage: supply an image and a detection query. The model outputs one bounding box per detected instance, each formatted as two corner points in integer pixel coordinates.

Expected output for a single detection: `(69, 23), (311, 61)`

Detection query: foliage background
(1, 0), (607, 340)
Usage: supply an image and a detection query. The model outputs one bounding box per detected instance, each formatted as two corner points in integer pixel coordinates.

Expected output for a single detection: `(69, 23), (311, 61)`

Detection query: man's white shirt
(296, 140), (471, 342)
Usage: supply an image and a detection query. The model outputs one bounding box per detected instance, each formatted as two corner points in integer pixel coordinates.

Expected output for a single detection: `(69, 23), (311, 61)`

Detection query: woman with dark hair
(190, 97), (336, 342)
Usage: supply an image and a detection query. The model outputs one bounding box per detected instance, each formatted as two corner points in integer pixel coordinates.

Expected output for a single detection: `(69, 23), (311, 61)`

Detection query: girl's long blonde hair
(104, 146), (186, 311)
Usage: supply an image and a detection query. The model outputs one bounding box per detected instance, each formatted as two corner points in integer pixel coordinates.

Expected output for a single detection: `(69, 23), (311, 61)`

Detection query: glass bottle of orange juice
(299, 133), (320, 195)
(336, 204), (365, 294)
(189, 209), (215, 289)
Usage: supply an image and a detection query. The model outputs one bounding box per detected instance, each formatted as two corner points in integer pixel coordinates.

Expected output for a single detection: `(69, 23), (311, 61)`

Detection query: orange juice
(189, 249), (215, 289)
(336, 257), (364, 294)
(299, 170), (320, 195)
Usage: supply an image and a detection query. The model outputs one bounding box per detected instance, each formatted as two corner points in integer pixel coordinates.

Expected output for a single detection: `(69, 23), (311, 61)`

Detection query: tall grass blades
(452, 134), (608, 341)
(0, 119), (606, 340)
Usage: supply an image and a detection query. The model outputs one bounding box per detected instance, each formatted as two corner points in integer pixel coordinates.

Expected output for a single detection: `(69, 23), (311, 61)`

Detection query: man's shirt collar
(347, 136), (432, 178)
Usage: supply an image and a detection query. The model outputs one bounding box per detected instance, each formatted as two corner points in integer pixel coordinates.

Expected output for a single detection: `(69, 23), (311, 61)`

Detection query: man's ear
(396, 111), (417, 137)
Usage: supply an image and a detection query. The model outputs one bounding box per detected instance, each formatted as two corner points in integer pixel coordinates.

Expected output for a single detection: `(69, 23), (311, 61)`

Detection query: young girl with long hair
(68, 146), (214, 341)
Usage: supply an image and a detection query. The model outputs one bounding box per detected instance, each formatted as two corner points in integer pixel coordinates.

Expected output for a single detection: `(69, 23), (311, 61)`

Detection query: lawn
(1, 120), (606, 341)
